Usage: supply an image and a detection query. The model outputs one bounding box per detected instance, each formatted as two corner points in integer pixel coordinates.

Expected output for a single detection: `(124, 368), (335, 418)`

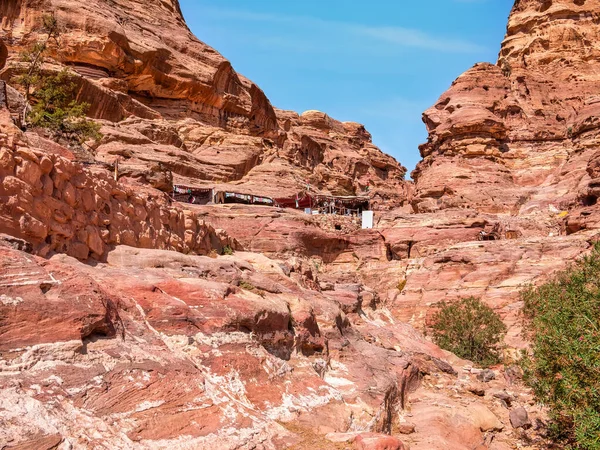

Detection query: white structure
(362, 211), (374, 229)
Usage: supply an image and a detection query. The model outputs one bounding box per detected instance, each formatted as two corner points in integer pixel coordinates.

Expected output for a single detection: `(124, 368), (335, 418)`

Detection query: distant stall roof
(214, 189), (274, 205)
(173, 185), (213, 194)
(274, 194), (313, 209)
(172, 185), (214, 205)
(313, 194), (369, 204)
(274, 192), (369, 209)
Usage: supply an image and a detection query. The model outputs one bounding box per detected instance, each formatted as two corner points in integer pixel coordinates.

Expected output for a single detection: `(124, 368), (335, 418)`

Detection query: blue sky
(179, 0), (514, 174)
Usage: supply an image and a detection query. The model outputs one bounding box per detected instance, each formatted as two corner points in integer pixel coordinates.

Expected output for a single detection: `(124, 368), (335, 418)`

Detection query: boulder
(509, 407), (532, 430)
(354, 433), (405, 450)
(477, 369), (496, 383)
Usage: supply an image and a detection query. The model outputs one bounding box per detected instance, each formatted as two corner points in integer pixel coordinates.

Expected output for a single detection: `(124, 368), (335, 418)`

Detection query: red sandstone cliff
(3, 1), (600, 449)
(413, 0), (600, 228)
(0, 0), (409, 208)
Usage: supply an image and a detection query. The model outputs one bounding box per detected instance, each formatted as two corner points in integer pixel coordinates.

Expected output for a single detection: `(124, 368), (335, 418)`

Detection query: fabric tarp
(274, 195), (313, 209)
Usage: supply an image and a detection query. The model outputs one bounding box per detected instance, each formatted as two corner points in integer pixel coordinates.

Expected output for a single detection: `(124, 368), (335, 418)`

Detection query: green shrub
(12, 13), (101, 143)
(239, 280), (256, 291)
(521, 242), (600, 449)
(27, 68), (101, 142)
(430, 296), (507, 367)
(222, 245), (234, 256)
(238, 280), (265, 298)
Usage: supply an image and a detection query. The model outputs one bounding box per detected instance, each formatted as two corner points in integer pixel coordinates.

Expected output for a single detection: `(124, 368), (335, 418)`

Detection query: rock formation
(0, 111), (235, 259)
(0, 0), (409, 207)
(2, 0), (600, 449)
(413, 0), (600, 223)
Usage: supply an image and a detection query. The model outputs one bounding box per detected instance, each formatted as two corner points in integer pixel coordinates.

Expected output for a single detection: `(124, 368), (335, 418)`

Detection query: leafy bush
(521, 242), (600, 449)
(222, 245), (234, 256)
(12, 13), (101, 143)
(27, 68), (101, 142)
(430, 296), (507, 367)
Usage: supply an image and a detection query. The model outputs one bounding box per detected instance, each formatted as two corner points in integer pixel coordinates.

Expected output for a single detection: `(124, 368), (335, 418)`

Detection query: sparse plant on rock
(500, 58), (512, 77)
(26, 68), (101, 142)
(430, 296), (507, 367)
(222, 245), (234, 255)
(397, 279), (407, 291)
(239, 280), (256, 291)
(14, 13), (60, 105)
(12, 13), (101, 143)
(521, 242), (600, 450)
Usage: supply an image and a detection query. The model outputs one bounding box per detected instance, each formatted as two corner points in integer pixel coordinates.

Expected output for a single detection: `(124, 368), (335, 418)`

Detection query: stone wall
(0, 113), (236, 260)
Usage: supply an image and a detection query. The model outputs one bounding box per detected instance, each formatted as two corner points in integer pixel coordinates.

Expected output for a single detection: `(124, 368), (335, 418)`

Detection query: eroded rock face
(0, 39), (7, 70)
(201, 202), (596, 352)
(413, 0), (600, 223)
(2, 0), (273, 129)
(398, 0), (600, 356)
(0, 242), (545, 450)
(0, 0), (409, 207)
(0, 77), (537, 450)
(2, 1), (600, 449)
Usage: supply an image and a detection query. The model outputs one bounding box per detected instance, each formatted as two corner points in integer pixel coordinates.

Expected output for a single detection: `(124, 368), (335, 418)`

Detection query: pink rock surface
(413, 0), (600, 223)
(2, 0), (600, 449)
(354, 433), (405, 450)
(1, 241), (533, 449)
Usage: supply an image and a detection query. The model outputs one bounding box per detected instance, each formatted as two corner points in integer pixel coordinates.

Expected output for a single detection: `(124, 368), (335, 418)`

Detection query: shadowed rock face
(0, 39), (7, 70)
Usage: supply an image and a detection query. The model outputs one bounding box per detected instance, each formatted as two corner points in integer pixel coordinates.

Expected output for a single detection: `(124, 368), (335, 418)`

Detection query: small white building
(362, 211), (374, 229)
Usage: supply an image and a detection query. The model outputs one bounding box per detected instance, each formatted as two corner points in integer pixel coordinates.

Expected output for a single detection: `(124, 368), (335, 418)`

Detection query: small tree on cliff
(12, 13), (100, 142)
(430, 296), (507, 367)
(14, 13), (60, 105)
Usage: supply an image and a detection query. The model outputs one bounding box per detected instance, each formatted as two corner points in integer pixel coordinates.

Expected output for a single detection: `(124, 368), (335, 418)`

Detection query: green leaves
(430, 296), (507, 367)
(26, 68), (101, 142)
(11, 13), (101, 143)
(522, 242), (600, 449)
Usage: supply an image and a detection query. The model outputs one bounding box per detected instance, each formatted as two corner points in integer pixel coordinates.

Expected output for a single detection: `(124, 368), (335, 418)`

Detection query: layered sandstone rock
(199, 202), (595, 355)
(413, 0), (600, 224)
(2, 1), (600, 449)
(0, 110), (235, 259)
(0, 241), (546, 450)
(398, 0), (600, 353)
(0, 0), (408, 207)
(1, 0), (275, 129)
